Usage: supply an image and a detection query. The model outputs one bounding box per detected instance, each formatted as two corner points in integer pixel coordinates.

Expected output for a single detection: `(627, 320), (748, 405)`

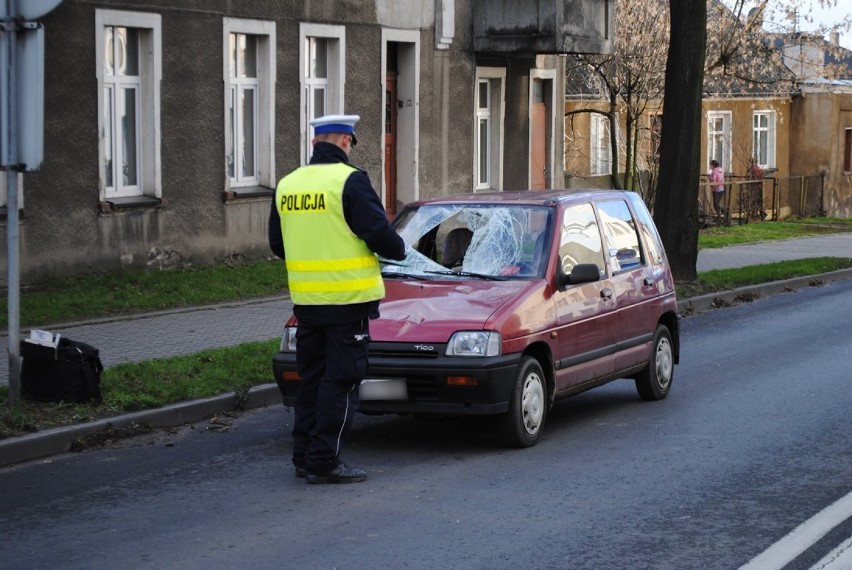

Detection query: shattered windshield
(381, 203), (553, 280)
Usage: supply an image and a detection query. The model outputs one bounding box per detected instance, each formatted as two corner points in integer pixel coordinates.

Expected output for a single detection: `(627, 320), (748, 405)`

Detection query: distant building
(563, 11), (852, 220)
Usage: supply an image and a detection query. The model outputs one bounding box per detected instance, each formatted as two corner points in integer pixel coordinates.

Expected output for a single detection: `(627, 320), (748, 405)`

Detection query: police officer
(268, 114), (405, 484)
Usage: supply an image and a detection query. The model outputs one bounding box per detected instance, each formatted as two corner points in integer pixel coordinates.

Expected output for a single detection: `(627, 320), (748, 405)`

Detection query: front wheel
(635, 324), (674, 401)
(498, 356), (547, 448)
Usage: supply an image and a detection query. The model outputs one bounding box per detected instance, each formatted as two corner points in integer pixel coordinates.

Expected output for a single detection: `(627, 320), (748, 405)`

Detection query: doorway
(530, 77), (552, 190)
(385, 47), (398, 216)
(382, 32), (419, 214)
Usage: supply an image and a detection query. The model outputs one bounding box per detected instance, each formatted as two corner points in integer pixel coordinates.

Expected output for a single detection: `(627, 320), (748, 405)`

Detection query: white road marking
(809, 535), (852, 570)
(739, 489), (852, 570)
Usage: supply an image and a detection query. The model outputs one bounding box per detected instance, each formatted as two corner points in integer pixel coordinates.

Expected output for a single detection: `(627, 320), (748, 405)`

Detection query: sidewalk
(695, 233), (852, 272)
(2, 233), (852, 467)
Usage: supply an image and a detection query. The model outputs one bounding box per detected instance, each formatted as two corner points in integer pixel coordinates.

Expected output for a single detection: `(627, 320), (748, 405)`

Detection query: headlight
(445, 331), (501, 357)
(280, 326), (298, 352)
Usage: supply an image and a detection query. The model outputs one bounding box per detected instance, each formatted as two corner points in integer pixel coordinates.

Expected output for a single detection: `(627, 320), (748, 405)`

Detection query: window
(752, 111), (776, 169)
(96, 11), (161, 202)
(474, 67), (505, 191)
(559, 203), (605, 275)
(597, 200), (642, 273)
(707, 111), (732, 172)
(224, 19), (276, 190)
(590, 114), (612, 176)
(629, 193), (665, 266)
(476, 79), (491, 189)
(228, 33), (257, 183)
(843, 128), (851, 173)
(300, 24), (345, 165)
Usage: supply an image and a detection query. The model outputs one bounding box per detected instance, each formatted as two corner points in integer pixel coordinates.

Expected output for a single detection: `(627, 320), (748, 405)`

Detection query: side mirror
(558, 262), (601, 290)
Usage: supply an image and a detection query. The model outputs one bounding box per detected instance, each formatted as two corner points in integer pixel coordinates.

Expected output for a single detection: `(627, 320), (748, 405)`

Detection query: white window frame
(299, 24), (345, 165)
(223, 19), (276, 190)
(707, 110), (732, 172)
(95, 10), (161, 201)
(752, 110), (776, 169)
(590, 113), (612, 176)
(474, 67), (505, 192)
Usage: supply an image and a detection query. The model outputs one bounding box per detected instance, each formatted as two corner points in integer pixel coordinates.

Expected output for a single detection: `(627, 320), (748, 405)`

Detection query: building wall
(702, 98), (791, 179)
(563, 97), (793, 192)
(790, 90), (852, 217)
(0, 0), (578, 285)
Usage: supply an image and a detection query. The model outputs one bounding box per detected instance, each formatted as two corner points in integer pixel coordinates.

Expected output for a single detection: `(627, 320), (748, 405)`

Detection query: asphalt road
(1, 280), (850, 569)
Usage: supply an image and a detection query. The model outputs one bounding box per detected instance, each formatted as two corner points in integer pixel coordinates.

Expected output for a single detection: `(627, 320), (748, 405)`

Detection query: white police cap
(309, 114), (360, 139)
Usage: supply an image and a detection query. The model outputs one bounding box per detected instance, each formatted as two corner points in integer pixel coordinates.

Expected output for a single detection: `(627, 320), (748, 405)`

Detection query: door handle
(600, 288), (613, 299)
(644, 277), (655, 286)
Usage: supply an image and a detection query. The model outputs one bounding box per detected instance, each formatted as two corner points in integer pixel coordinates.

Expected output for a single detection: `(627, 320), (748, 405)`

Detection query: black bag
(21, 337), (104, 403)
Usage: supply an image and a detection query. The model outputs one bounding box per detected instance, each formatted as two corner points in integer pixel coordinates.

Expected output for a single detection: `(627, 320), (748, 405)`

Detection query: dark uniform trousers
(293, 319), (370, 473)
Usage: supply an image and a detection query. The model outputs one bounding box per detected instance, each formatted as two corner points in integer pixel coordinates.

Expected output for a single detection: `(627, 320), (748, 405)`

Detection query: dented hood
(373, 279), (531, 343)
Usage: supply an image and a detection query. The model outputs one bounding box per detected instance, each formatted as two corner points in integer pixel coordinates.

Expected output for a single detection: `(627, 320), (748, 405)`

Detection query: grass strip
(0, 339), (278, 439)
(0, 259), (287, 328)
(698, 218), (852, 249)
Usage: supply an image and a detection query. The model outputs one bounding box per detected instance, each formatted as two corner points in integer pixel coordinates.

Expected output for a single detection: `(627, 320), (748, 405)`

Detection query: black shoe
(295, 465), (307, 478)
(306, 462), (367, 484)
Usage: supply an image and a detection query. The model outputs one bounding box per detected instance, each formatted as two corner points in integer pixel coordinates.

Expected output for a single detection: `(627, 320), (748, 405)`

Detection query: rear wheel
(498, 356), (547, 448)
(635, 325), (674, 401)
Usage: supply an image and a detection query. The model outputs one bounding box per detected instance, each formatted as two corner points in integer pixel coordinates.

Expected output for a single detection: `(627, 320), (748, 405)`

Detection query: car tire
(498, 356), (547, 448)
(635, 324), (674, 401)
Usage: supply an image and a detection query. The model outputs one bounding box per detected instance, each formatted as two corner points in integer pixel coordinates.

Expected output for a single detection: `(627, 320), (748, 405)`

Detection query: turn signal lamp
(446, 376), (477, 386)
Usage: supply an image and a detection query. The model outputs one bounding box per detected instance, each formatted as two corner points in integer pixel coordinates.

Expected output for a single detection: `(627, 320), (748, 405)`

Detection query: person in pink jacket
(709, 160), (725, 215)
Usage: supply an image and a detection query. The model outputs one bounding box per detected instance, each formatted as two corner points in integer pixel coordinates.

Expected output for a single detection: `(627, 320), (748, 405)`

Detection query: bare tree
(564, 0), (850, 278)
(564, 0), (669, 192)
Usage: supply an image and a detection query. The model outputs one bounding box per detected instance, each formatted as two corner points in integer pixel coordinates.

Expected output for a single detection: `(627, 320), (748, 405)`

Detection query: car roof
(409, 189), (637, 207)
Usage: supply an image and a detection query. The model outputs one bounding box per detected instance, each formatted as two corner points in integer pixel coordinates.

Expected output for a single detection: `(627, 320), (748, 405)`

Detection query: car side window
(629, 195), (666, 265)
(597, 200), (643, 273)
(559, 204), (605, 275)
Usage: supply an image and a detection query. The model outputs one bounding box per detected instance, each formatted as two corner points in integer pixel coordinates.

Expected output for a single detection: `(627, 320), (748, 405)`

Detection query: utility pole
(2, 0), (63, 406)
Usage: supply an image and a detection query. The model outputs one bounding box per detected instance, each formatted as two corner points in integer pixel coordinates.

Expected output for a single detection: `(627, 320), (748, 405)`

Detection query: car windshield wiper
(424, 270), (508, 281)
(381, 268), (428, 280)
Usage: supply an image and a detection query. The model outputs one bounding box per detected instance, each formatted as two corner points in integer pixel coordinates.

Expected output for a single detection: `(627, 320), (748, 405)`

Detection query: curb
(676, 267), (852, 315)
(0, 383), (282, 469)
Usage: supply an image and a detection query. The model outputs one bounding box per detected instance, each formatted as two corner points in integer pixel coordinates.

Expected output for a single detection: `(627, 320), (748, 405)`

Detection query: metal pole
(3, 0), (21, 406)
(7, 173), (19, 406)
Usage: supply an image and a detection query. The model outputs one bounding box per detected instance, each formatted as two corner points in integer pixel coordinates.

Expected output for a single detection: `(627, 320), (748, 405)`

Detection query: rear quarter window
(629, 195), (666, 265)
(596, 200), (643, 273)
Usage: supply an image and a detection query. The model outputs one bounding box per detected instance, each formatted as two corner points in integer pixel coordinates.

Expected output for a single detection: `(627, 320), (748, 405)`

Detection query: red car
(274, 189), (679, 447)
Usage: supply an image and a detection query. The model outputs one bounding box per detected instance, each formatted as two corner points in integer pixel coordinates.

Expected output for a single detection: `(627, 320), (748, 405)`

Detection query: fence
(698, 174), (825, 226)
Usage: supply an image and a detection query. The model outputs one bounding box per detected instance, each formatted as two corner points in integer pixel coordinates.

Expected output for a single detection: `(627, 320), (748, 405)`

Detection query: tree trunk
(653, 0), (706, 281)
(608, 92), (620, 189)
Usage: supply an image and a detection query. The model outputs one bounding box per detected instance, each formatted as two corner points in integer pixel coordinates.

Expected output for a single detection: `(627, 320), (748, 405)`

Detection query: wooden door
(384, 72), (398, 216)
(530, 78), (547, 190)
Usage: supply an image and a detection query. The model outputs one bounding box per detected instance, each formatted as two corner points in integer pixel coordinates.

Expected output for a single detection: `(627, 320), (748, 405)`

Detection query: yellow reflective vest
(275, 163), (385, 305)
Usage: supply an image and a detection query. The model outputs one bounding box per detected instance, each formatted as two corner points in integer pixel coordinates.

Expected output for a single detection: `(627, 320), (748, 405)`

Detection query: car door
(596, 199), (660, 372)
(551, 202), (618, 393)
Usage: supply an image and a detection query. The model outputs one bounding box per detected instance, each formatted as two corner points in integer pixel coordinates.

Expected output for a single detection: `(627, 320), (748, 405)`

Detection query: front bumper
(273, 341), (522, 415)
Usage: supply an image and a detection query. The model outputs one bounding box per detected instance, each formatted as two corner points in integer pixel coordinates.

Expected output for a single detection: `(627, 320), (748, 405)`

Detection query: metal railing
(698, 174), (825, 226)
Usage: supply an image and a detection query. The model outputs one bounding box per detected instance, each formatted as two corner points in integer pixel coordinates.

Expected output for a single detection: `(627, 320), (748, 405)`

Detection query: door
(552, 203), (617, 391)
(596, 199), (658, 373)
(384, 71), (398, 217)
(530, 78), (548, 190)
